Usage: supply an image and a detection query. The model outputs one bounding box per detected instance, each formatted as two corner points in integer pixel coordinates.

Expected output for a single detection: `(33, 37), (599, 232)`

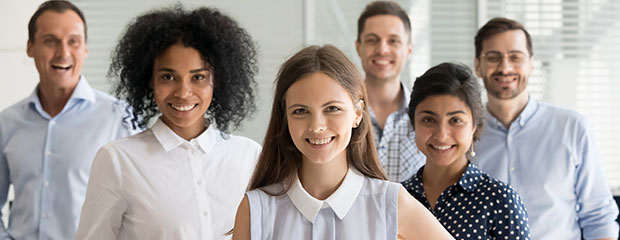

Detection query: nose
(433, 122), (449, 140)
(54, 41), (70, 58)
(173, 79), (192, 98)
(377, 40), (390, 55)
(496, 56), (514, 74)
(308, 113), (327, 133)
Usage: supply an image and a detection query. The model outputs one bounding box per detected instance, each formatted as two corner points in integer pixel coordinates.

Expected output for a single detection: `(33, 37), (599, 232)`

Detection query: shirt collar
(485, 95), (539, 129)
(151, 118), (217, 153)
(406, 162), (484, 195)
(27, 76), (95, 117)
(287, 167), (364, 223)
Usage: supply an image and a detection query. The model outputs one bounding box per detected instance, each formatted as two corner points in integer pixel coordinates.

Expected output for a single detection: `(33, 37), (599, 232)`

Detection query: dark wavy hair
(248, 45), (386, 195)
(110, 5), (258, 132)
(408, 62), (484, 141)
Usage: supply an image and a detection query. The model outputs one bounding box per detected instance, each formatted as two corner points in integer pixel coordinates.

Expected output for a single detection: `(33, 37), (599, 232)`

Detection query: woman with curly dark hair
(75, 6), (261, 239)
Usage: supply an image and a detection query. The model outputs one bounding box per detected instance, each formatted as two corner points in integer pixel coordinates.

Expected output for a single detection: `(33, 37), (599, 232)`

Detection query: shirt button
(196, 180), (202, 185)
(42, 213), (47, 218)
(44, 181), (49, 187)
(50, 120), (55, 126)
(507, 136), (513, 141)
(45, 151), (52, 156)
(202, 211), (208, 216)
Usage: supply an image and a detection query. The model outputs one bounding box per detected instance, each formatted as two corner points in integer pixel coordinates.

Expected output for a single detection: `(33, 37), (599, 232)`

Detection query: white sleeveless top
(246, 167), (400, 240)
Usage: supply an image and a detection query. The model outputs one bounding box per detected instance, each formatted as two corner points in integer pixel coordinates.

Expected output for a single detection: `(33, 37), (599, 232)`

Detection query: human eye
(509, 53), (524, 63)
(192, 74), (206, 81)
(161, 74), (174, 81)
(364, 37), (378, 44)
(325, 105), (342, 113)
(450, 117), (464, 124)
(421, 116), (435, 124)
(485, 52), (502, 63)
(43, 37), (56, 46)
(389, 38), (401, 45)
(291, 108), (308, 115)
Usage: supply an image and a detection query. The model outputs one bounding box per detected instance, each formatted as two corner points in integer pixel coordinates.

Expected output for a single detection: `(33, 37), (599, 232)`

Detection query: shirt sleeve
(574, 117), (619, 239)
(492, 185), (531, 239)
(0, 127), (13, 240)
(74, 145), (127, 239)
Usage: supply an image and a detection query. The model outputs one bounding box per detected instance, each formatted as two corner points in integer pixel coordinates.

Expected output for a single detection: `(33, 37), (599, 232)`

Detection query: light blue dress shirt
(0, 77), (138, 240)
(369, 84), (426, 182)
(473, 97), (619, 240)
(246, 167), (399, 240)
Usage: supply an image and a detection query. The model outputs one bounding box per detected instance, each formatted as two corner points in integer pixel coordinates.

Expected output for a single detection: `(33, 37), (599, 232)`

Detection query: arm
(574, 119), (619, 240)
(74, 146), (126, 239)
(231, 195), (250, 240)
(0, 129), (13, 240)
(493, 186), (530, 239)
(397, 186), (454, 240)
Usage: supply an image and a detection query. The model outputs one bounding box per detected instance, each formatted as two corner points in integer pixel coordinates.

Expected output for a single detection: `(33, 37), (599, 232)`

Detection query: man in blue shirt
(472, 17), (619, 240)
(355, 1), (425, 182)
(0, 1), (138, 239)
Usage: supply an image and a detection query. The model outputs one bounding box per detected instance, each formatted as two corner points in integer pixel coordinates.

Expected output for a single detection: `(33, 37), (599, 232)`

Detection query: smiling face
(285, 72), (363, 165)
(27, 10), (87, 91)
(475, 30), (533, 100)
(152, 43), (214, 140)
(413, 94), (476, 169)
(356, 14), (412, 83)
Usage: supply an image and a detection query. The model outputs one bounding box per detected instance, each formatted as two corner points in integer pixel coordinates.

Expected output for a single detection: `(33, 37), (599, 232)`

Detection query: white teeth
(375, 60), (390, 65)
(308, 137), (332, 145)
(54, 64), (71, 68)
(171, 104), (195, 111)
(432, 145), (451, 150)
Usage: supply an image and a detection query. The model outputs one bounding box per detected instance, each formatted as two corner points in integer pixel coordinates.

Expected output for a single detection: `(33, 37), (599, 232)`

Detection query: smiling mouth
(373, 59), (392, 65)
(170, 104), (197, 112)
(430, 144), (454, 151)
(307, 137), (335, 145)
(51, 64), (72, 70)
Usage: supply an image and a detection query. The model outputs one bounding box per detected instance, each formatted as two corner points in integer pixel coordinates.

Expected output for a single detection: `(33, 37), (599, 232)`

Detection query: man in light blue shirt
(355, 1), (425, 182)
(472, 17), (618, 239)
(0, 1), (138, 239)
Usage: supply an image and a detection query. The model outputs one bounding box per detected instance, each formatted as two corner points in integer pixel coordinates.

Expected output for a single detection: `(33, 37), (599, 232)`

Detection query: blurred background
(1, 0), (619, 212)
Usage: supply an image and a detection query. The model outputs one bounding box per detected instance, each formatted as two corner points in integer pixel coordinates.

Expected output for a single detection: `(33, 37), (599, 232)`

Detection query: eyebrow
(418, 110), (466, 116)
(287, 100), (346, 110)
(485, 50), (526, 54)
(155, 67), (210, 73)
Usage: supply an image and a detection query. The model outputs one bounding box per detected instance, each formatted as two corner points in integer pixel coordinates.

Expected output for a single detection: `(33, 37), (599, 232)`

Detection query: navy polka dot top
(402, 162), (531, 240)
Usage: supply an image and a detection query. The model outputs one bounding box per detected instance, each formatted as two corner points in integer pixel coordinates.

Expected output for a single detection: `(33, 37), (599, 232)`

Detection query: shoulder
(476, 172), (525, 208)
(0, 96), (33, 121)
(537, 101), (587, 125)
(215, 131), (262, 156)
(98, 129), (156, 155)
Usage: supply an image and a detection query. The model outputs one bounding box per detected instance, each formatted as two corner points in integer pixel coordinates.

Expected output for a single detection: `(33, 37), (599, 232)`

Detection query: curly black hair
(110, 5), (258, 133)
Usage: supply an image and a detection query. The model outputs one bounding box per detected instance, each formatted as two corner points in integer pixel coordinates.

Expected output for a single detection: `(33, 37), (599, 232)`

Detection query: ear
(26, 40), (33, 58)
(355, 40), (361, 57)
(406, 42), (413, 60)
(353, 100), (364, 128)
(474, 58), (481, 77)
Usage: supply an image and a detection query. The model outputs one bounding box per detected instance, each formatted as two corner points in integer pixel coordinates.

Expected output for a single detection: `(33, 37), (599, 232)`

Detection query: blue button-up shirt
(369, 84), (425, 182)
(0, 77), (139, 240)
(473, 97), (619, 239)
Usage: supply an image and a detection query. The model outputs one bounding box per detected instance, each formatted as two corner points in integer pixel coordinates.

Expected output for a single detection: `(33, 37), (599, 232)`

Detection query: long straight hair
(248, 45), (386, 195)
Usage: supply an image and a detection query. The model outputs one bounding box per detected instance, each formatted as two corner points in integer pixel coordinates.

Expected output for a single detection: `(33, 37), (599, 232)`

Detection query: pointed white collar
(151, 118), (217, 153)
(287, 167), (364, 223)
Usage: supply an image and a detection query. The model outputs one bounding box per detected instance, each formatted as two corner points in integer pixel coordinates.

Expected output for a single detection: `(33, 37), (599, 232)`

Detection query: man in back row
(473, 17), (619, 239)
(355, 1), (425, 182)
(0, 1), (138, 239)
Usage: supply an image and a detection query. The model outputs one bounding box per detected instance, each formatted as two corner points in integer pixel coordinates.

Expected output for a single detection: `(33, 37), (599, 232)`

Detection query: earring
(469, 144), (476, 158)
(416, 149), (420, 155)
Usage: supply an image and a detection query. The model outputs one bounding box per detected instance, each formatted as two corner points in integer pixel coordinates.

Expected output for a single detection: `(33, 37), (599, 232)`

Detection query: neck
(365, 77), (402, 107)
(37, 80), (79, 118)
(422, 158), (468, 191)
(486, 91), (529, 129)
(298, 155), (348, 200)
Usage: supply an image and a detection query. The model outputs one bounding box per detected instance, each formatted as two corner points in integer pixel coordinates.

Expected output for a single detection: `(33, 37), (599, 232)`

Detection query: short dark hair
(110, 5), (258, 132)
(357, 1), (411, 42)
(28, 0), (87, 43)
(408, 62), (484, 141)
(474, 17), (532, 59)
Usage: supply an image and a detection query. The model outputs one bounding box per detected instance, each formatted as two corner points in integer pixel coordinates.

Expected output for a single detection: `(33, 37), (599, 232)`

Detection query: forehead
(154, 44), (205, 68)
(481, 30), (528, 53)
(285, 72), (353, 106)
(35, 10), (85, 37)
(416, 94), (470, 113)
(361, 14), (408, 38)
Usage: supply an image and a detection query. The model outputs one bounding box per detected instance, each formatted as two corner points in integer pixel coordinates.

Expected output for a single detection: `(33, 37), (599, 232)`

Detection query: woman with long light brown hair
(232, 45), (453, 240)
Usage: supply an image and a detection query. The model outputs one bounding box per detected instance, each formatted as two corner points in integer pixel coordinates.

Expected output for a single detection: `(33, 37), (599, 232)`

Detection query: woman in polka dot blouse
(402, 62), (531, 240)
